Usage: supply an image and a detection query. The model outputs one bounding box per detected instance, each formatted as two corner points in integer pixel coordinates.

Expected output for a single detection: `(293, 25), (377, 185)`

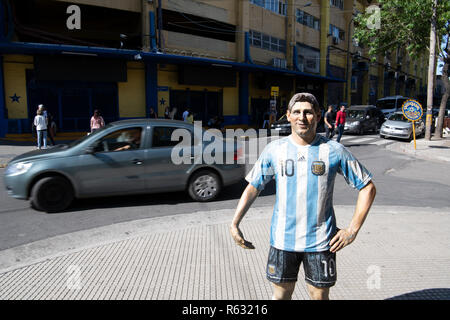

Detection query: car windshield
(347, 110), (365, 119)
(376, 100), (396, 110)
(388, 113), (408, 122)
(67, 124), (112, 148)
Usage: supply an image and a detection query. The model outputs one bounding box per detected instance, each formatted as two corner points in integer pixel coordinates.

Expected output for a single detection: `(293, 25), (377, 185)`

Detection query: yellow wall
(223, 87), (239, 116)
(3, 55), (33, 119)
(118, 62), (146, 118)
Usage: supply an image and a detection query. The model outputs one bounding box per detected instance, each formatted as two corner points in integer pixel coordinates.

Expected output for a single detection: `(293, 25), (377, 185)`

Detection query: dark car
(4, 119), (246, 212)
(270, 114), (291, 136)
(344, 105), (385, 134)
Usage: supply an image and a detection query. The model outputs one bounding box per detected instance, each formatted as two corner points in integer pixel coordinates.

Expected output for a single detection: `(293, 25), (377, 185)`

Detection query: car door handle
(132, 159), (143, 165)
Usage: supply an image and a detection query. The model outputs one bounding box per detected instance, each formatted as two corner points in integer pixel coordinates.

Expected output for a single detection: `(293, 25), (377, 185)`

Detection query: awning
(0, 41), (345, 83)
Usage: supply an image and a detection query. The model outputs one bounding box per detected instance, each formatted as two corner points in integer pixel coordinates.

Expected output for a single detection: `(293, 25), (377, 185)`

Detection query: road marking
(344, 137), (376, 144)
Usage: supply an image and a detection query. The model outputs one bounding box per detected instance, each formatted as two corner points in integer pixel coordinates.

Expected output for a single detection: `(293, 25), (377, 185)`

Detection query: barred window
(330, 0), (344, 10)
(249, 30), (286, 53)
(296, 9), (320, 31)
(250, 0), (287, 15)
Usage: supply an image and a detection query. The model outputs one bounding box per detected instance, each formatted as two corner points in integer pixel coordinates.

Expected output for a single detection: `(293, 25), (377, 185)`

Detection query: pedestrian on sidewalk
(90, 109), (105, 133)
(324, 105), (335, 139)
(335, 105), (346, 143)
(230, 92), (376, 300)
(46, 112), (56, 146)
(34, 108), (48, 149)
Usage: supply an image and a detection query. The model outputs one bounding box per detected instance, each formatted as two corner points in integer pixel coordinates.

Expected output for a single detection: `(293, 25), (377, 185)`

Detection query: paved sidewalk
(0, 136), (449, 300)
(0, 205), (449, 300)
(386, 136), (450, 163)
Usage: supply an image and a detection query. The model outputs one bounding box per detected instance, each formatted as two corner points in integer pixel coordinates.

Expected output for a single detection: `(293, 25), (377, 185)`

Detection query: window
(250, 0), (287, 15)
(270, 37), (279, 52)
(330, 24), (345, 42)
(251, 31), (262, 47)
(94, 127), (143, 152)
(262, 34), (271, 50)
(296, 9), (320, 31)
(152, 127), (183, 148)
(249, 30), (286, 53)
(330, 0), (344, 10)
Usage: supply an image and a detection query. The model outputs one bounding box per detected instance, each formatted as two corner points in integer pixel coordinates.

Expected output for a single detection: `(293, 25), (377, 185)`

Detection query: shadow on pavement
(47, 179), (276, 214)
(387, 288), (450, 300)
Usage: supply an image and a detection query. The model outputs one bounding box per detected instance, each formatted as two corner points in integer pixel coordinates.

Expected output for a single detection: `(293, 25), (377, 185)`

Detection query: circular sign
(402, 99), (423, 121)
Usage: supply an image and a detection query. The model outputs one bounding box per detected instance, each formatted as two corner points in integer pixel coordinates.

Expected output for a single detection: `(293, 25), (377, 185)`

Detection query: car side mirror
(85, 141), (100, 154)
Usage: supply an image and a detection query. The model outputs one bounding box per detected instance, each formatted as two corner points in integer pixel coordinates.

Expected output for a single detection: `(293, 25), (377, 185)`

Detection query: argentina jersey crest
(311, 161), (326, 176)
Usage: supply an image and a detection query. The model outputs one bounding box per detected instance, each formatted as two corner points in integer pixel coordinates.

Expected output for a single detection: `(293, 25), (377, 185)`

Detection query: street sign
(271, 86), (279, 97)
(401, 99), (423, 150)
(401, 99), (423, 121)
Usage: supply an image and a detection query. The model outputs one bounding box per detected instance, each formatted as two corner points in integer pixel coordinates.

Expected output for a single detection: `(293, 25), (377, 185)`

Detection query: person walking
(164, 106), (171, 119)
(324, 105), (335, 139)
(90, 109), (105, 133)
(149, 107), (158, 118)
(186, 111), (194, 124)
(335, 105), (346, 143)
(182, 108), (190, 122)
(46, 112), (56, 146)
(34, 108), (48, 149)
(229, 92), (376, 300)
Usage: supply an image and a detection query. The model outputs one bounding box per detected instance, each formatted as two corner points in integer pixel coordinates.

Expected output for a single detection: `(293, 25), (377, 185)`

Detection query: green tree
(354, 0), (450, 139)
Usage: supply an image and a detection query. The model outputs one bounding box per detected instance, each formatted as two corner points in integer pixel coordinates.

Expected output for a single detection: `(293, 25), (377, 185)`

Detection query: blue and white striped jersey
(246, 134), (373, 252)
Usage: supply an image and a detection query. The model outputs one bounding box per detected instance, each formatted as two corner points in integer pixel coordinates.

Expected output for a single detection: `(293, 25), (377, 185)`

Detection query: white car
(380, 112), (424, 141)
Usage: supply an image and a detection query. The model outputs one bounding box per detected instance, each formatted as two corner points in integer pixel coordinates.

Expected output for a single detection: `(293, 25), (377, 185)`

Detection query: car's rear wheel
(31, 176), (74, 213)
(188, 170), (221, 202)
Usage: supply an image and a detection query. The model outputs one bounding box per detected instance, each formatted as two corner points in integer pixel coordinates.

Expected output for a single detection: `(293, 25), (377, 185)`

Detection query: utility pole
(425, 0), (437, 140)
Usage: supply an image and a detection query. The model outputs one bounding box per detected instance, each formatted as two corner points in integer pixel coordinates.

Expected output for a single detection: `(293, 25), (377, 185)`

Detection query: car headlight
(5, 162), (33, 176)
(350, 121), (360, 126)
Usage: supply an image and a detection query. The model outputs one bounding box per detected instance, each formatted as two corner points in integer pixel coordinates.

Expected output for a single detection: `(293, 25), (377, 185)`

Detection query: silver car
(4, 119), (245, 212)
(380, 112), (425, 141)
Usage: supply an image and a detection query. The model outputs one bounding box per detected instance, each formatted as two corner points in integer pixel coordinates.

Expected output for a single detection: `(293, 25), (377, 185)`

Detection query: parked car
(4, 119), (246, 212)
(379, 112), (425, 141)
(375, 95), (410, 117)
(270, 114), (291, 136)
(344, 105), (385, 134)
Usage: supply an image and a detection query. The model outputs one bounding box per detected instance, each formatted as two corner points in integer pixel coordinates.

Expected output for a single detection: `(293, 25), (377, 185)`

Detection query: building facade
(0, 0), (428, 136)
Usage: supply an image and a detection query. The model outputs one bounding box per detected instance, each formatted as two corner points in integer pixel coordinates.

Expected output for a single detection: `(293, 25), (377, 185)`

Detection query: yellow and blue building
(0, 0), (428, 137)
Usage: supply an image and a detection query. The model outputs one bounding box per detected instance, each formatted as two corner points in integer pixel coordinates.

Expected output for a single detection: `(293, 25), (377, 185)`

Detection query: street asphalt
(0, 135), (449, 300)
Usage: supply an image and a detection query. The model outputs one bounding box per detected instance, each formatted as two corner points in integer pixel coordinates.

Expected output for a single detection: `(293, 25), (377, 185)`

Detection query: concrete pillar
(320, 0), (330, 106)
(141, 0), (149, 51)
(286, 0), (296, 70)
(145, 62), (158, 117)
(236, 0), (250, 63)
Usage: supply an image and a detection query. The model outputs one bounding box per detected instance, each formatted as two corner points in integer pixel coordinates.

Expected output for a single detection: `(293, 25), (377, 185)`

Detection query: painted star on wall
(159, 98), (166, 106)
(10, 93), (21, 103)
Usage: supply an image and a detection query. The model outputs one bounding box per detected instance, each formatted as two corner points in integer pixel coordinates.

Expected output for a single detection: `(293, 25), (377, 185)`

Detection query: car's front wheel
(31, 176), (74, 213)
(187, 170), (221, 202)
